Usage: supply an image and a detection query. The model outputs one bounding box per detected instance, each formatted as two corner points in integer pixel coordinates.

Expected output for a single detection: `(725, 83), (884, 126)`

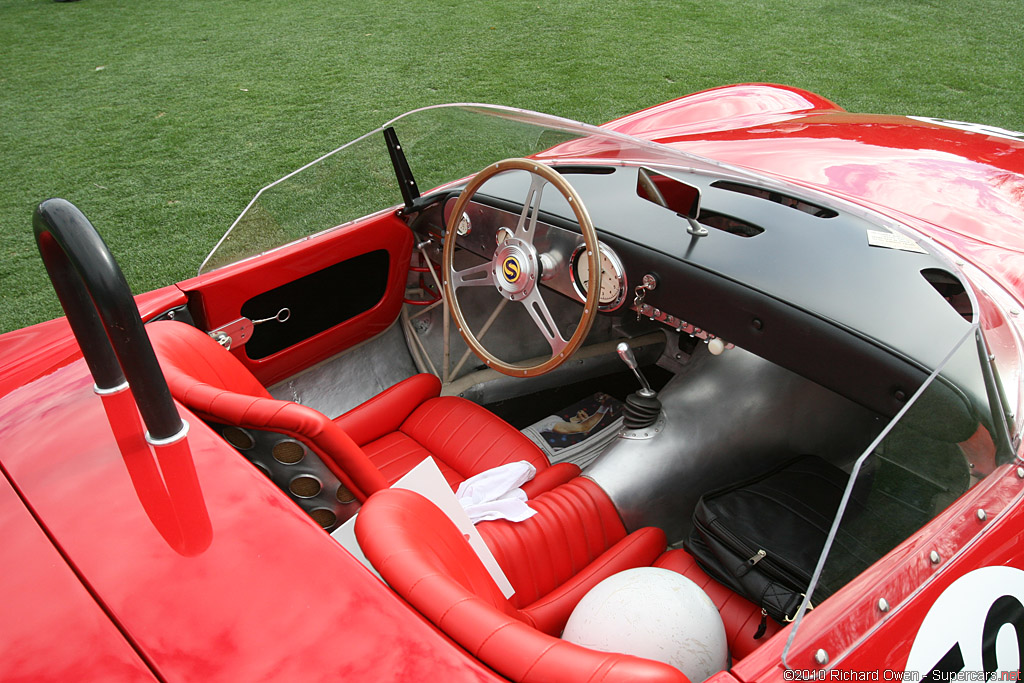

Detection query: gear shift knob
(616, 342), (655, 397)
(616, 342), (639, 369)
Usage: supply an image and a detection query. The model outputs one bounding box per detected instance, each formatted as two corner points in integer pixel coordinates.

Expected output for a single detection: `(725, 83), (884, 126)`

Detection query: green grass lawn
(1, 0), (1021, 333)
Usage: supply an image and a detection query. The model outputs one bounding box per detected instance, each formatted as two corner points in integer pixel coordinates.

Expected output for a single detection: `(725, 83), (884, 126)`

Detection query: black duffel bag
(685, 455), (863, 638)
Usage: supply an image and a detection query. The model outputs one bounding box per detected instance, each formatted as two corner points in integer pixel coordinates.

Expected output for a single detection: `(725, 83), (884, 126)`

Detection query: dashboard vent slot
(922, 268), (973, 322)
(711, 181), (838, 218)
(552, 165), (616, 175)
(697, 210), (764, 238)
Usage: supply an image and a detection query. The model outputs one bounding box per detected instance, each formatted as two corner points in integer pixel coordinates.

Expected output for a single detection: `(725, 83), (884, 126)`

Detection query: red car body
(2, 84), (1023, 681)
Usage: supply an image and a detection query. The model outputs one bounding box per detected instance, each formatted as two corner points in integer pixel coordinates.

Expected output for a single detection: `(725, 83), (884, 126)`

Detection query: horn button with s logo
(492, 237), (538, 301)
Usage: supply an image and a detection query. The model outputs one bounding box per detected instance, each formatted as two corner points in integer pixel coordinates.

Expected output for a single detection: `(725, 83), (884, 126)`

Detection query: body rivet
(878, 598), (890, 613)
(929, 550), (941, 565)
(814, 649), (829, 666)
(977, 509), (987, 522)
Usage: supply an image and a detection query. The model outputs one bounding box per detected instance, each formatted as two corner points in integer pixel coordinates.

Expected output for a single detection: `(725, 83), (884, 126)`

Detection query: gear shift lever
(616, 342), (662, 430)
(617, 342), (655, 397)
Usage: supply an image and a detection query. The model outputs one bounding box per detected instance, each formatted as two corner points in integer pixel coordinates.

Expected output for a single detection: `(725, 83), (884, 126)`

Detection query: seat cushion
(480, 476), (780, 659)
(362, 395), (550, 487)
(479, 477), (666, 635)
(150, 321), (544, 496)
(362, 431), (465, 488)
(518, 527), (667, 635)
(520, 462), (581, 499)
(654, 548), (782, 659)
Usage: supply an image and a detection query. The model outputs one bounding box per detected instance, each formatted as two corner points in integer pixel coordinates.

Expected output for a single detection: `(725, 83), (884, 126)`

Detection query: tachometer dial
(571, 243), (626, 311)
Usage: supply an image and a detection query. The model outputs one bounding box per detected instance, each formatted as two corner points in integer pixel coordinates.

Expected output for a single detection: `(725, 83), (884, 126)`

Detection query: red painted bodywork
(0, 356), (500, 681)
(3, 85), (1024, 680)
(604, 84), (1024, 310)
(0, 469), (155, 680)
(0, 284), (186, 397)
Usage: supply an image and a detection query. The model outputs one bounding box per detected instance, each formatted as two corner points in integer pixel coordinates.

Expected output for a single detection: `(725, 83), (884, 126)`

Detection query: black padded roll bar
(33, 198), (187, 444)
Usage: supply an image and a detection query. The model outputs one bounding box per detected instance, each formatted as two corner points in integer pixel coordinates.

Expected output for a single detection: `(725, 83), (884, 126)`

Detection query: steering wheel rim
(442, 158), (601, 378)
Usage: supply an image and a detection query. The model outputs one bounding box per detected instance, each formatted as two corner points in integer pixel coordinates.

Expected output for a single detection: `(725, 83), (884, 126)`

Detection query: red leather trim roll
(520, 462), (581, 498)
(332, 373), (442, 445)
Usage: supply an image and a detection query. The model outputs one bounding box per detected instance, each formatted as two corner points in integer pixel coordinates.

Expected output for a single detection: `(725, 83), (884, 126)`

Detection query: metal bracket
(209, 308), (289, 350)
(686, 216), (709, 237)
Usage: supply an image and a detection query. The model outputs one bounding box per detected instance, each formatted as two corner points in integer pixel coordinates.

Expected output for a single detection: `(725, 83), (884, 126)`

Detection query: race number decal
(905, 566), (1024, 679)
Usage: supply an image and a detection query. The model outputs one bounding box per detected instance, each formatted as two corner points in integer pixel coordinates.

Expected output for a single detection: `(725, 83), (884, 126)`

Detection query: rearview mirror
(636, 168), (707, 237)
(636, 167), (701, 219)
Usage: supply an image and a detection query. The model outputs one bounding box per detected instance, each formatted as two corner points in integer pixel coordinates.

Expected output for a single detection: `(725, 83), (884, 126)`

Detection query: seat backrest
(479, 476), (639, 605)
(478, 477), (668, 635)
(355, 488), (688, 683)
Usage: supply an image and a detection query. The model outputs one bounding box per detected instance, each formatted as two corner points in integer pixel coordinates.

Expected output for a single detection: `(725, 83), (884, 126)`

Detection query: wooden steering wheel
(442, 158), (601, 377)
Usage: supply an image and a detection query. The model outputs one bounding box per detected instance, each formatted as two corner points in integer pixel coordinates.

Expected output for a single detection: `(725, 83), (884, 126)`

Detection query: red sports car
(3, 84), (1024, 681)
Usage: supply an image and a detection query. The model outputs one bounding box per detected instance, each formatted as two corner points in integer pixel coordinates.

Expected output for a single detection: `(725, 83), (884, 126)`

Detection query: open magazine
(521, 392), (624, 469)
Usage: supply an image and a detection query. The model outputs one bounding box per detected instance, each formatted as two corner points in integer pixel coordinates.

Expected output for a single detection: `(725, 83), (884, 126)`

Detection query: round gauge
(571, 243), (626, 311)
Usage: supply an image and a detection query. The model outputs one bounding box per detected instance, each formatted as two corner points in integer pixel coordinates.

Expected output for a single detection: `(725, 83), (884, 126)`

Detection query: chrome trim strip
(146, 419), (190, 446)
(94, 380), (130, 395)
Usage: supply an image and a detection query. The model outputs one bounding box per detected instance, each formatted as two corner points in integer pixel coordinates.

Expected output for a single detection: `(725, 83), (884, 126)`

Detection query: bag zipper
(740, 549), (767, 576)
(702, 517), (810, 586)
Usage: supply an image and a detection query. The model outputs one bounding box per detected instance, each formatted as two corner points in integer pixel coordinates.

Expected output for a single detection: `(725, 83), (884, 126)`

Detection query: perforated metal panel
(209, 422), (359, 531)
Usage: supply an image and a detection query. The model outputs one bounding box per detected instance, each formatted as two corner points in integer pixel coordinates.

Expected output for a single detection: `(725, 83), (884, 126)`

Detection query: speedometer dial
(571, 243), (626, 311)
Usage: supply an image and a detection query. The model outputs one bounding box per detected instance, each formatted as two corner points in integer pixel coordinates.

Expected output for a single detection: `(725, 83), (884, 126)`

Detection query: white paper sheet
(332, 457), (515, 598)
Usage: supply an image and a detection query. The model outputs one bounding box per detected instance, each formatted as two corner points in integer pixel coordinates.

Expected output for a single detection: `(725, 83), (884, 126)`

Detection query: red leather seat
(477, 479), (781, 658)
(354, 487), (689, 683)
(146, 320), (572, 501)
(355, 479), (778, 682)
(478, 477), (668, 635)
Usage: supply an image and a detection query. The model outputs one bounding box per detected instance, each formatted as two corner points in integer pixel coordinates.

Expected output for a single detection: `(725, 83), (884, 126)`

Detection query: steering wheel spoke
(522, 288), (569, 357)
(513, 174), (547, 245)
(449, 261), (495, 290)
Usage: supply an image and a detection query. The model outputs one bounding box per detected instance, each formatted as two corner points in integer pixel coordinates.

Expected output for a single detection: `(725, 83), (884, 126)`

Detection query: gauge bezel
(570, 242), (627, 312)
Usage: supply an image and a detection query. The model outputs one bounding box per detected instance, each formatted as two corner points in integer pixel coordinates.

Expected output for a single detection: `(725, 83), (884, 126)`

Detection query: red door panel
(178, 211), (413, 386)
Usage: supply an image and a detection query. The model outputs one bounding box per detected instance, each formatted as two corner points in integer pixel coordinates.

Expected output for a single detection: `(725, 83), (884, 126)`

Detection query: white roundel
(562, 567), (728, 682)
(905, 566), (1024, 677)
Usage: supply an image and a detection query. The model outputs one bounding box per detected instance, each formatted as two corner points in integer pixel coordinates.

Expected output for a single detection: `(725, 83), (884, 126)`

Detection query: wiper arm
(384, 126), (432, 215)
